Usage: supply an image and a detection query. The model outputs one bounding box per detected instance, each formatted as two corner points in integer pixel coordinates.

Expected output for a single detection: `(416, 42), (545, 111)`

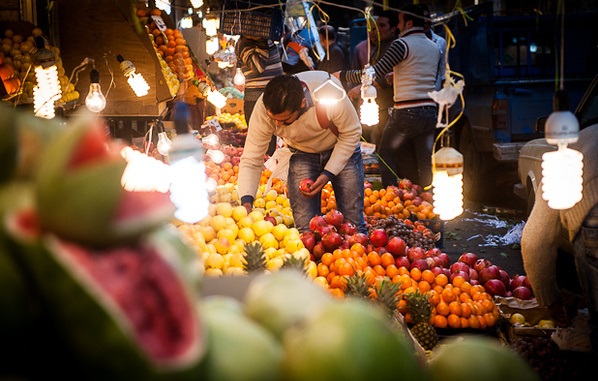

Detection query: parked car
(515, 75), (598, 216)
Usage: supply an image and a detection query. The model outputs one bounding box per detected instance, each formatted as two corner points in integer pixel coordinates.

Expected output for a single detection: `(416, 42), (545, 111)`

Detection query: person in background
(522, 123), (598, 354)
(238, 72), (367, 234)
(235, 35), (284, 155)
(335, 4), (440, 188)
(349, 9), (398, 146)
(421, 4), (447, 91)
(316, 25), (346, 73)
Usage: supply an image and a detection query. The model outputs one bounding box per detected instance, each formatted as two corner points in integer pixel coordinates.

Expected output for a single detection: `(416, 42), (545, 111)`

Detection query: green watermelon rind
(5, 211), (206, 381)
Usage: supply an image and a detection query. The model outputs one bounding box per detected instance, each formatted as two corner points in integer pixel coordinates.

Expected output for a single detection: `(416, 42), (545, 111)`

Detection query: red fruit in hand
(299, 178), (314, 193)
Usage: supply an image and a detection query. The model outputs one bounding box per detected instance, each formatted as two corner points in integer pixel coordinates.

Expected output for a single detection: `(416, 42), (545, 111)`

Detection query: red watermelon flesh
(58, 239), (198, 363)
(67, 123), (115, 171)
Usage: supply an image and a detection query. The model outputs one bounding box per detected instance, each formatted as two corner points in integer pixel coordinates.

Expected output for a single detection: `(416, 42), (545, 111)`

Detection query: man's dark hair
(318, 25), (337, 41)
(263, 74), (304, 114)
(401, 3), (426, 28)
(376, 9), (399, 29)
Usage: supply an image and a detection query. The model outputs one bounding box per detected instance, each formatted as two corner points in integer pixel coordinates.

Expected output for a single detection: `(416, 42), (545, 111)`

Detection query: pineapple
(243, 241), (267, 273)
(375, 278), (401, 318)
(281, 255), (308, 275)
(405, 290), (439, 350)
(345, 273), (372, 301)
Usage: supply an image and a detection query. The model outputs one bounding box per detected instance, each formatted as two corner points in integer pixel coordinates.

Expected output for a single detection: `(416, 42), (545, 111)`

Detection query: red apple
(312, 242), (326, 260)
(509, 275), (527, 291)
(436, 253), (451, 268)
(468, 268), (479, 280)
(338, 221), (357, 236)
(425, 257), (437, 268)
(386, 237), (407, 257)
(398, 178), (412, 190)
(348, 233), (369, 247)
(499, 269), (511, 289)
(369, 229), (389, 248)
(478, 265), (501, 285)
(474, 258), (492, 273)
(431, 266), (444, 276)
(426, 248), (442, 258)
(450, 261), (470, 274)
(264, 214), (277, 225)
(300, 231), (316, 252)
(450, 270), (470, 284)
(395, 256), (410, 269)
(309, 215), (327, 232)
(407, 247), (426, 262)
(484, 278), (507, 297)
(313, 225), (331, 241)
(299, 178), (314, 193)
(458, 252), (479, 267)
(322, 231), (343, 252)
(512, 286), (533, 300)
(325, 209), (344, 229)
(409, 258), (429, 271)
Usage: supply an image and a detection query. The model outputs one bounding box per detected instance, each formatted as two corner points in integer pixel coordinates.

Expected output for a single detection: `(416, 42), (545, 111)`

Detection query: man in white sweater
(522, 124), (598, 354)
(238, 71), (367, 234)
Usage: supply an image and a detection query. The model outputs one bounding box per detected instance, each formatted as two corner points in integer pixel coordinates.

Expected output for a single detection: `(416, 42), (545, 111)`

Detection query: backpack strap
(315, 102), (340, 137)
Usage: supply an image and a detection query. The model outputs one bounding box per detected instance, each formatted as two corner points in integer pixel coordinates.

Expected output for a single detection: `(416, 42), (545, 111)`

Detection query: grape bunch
(509, 336), (563, 381)
(368, 215), (437, 250)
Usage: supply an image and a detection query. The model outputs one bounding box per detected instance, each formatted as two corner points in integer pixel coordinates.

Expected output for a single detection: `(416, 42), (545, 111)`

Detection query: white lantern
(360, 85), (379, 126)
(313, 75), (346, 105)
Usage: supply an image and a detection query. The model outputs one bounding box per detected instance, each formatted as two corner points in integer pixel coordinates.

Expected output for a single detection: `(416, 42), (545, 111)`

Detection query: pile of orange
(397, 270), (500, 330)
(205, 161), (238, 186)
(364, 187), (437, 220)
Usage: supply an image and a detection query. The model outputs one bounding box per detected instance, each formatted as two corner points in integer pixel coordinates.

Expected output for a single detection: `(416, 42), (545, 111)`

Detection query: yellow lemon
(213, 238), (231, 255)
(197, 225), (216, 242)
(276, 194), (287, 206)
(217, 228), (237, 243)
(313, 276), (329, 288)
(224, 266), (245, 276)
(264, 247), (278, 259)
(271, 224), (289, 242)
(253, 197), (266, 209)
(267, 256), (284, 271)
(238, 227), (256, 243)
(249, 210), (264, 221)
(284, 238), (304, 253)
(265, 189), (278, 202)
(216, 202), (233, 218)
(260, 233), (279, 250)
(204, 268), (224, 277)
(253, 219), (274, 237)
(205, 253), (225, 269)
(265, 200), (278, 210)
(306, 261), (318, 279)
(237, 215), (255, 229)
(228, 253), (245, 269)
(231, 205), (248, 221)
(209, 215), (227, 232)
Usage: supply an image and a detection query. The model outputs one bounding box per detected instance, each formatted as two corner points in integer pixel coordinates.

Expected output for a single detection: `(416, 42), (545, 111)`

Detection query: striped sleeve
(342, 38), (408, 83)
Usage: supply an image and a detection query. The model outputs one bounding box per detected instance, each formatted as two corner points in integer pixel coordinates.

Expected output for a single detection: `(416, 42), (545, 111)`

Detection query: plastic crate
(219, 0), (283, 40)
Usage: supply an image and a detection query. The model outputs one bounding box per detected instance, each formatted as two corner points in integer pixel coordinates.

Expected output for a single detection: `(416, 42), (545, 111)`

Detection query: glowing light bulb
(190, 0), (203, 8)
(541, 146), (583, 209)
(432, 146), (464, 221)
(233, 68), (246, 86)
(33, 65), (61, 119)
(85, 69), (106, 113)
(32, 37), (61, 119)
(207, 149), (225, 164)
(169, 103), (210, 223)
(313, 77), (346, 105)
(202, 18), (219, 37)
(157, 131), (172, 156)
(360, 85), (379, 126)
(120, 147), (171, 193)
(203, 133), (220, 146)
(207, 89), (227, 109)
(206, 37), (219, 55)
(117, 54), (150, 97)
(541, 91), (584, 210)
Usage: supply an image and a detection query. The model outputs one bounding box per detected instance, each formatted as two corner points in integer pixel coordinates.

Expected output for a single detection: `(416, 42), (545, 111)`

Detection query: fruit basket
(495, 296), (556, 343)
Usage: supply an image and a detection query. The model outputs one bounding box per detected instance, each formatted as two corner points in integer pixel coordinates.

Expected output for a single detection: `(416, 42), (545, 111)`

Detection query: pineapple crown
(405, 290), (433, 324)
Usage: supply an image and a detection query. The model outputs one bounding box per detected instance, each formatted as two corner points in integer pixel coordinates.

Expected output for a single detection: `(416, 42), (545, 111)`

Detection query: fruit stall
(0, 1), (592, 381)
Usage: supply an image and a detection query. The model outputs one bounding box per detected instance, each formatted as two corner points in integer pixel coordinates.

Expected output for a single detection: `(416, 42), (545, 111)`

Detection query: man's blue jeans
(287, 146), (367, 235)
(577, 203), (598, 352)
(377, 106), (437, 188)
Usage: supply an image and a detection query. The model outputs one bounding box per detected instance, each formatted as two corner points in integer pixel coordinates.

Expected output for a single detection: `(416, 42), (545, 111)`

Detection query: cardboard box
(222, 99), (244, 115)
(495, 296), (556, 342)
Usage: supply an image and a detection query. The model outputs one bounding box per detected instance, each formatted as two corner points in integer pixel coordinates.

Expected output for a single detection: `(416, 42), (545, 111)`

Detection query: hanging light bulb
(202, 133), (220, 146)
(206, 37), (219, 55)
(32, 36), (61, 119)
(190, 0), (203, 8)
(169, 103), (210, 223)
(85, 69), (107, 113)
(202, 18), (219, 37)
(360, 65), (379, 126)
(541, 90), (583, 209)
(120, 147), (171, 193)
(313, 74), (347, 105)
(233, 68), (246, 86)
(157, 131), (172, 156)
(206, 89), (227, 109)
(206, 149), (225, 164)
(432, 135), (464, 221)
(117, 54), (150, 97)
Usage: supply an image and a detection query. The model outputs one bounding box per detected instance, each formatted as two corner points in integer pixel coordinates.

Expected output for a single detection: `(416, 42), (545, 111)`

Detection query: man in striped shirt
(336, 4), (440, 188)
(236, 36), (284, 155)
